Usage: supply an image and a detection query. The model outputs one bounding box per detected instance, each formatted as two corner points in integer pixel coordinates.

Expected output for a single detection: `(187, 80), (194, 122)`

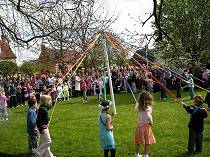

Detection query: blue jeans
(28, 130), (39, 153)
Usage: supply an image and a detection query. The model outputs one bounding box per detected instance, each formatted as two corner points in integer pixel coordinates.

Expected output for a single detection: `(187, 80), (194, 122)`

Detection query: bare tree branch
(142, 13), (153, 26)
(17, 0), (21, 11)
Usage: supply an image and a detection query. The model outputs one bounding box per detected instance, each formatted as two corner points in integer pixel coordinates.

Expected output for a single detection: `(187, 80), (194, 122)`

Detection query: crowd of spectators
(0, 64), (209, 108)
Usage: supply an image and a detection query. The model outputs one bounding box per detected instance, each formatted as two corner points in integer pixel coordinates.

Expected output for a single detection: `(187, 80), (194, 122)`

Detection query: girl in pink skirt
(134, 91), (156, 157)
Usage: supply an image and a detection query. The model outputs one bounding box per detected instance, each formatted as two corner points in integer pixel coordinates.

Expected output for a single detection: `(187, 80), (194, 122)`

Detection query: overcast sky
(99, 0), (154, 35)
(17, 0), (154, 63)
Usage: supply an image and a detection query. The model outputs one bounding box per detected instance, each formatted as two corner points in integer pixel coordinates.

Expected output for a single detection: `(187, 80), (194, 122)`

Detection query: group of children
(99, 91), (208, 157)
(98, 91), (156, 157)
(1, 74), (208, 157)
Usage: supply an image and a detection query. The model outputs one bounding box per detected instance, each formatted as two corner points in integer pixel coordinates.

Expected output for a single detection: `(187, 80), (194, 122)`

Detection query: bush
(19, 61), (37, 75)
(0, 61), (18, 75)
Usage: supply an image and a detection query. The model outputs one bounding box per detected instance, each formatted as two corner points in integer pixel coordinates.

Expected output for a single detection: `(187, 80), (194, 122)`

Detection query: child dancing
(134, 91), (156, 157)
(33, 95), (55, 157)
(182, 95), (208, 155)
(99, 100), (116, 157)
(26, 95), (39, 154)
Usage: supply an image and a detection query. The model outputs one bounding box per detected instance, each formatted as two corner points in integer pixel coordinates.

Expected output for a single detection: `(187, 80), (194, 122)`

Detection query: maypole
(102, 34), (117, 115)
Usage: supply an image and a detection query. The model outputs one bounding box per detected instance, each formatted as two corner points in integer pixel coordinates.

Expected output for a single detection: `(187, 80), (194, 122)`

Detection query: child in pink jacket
(0, 88), (8, 121)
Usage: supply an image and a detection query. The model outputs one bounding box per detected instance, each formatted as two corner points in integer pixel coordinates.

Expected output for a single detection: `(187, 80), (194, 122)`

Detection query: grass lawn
(1, 90), (210, 157)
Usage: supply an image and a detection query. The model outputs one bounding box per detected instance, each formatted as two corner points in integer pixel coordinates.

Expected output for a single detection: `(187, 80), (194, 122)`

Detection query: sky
(15, 0), (154, 64)
(99, 0), (154, 43)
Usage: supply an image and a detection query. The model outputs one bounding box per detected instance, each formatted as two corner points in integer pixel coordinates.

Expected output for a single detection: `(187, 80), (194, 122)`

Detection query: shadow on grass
(173, 152), (193, 157)
(204, 136), (210, 142)
(0, 152), (32, 157)
(173, 151), (207, 157)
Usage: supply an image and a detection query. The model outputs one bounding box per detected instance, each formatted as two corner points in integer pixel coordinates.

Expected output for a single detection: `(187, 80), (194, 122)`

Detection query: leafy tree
(19, 61), (37, 75)
(0, 61), (18, 75)
(154, 0), (210, 71)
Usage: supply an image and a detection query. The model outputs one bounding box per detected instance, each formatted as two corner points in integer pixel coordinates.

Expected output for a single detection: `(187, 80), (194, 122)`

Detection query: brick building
(38, 44), (79, 73)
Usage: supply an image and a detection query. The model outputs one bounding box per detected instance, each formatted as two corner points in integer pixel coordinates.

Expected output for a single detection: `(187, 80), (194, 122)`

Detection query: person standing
(182, 74), (195, 100)
(160, 76), (167, 100)
(188, 74), (195, 100)
(33, 95), (55, 157)
(182, 96), (208, 155)
(26, 96), (39, 155)
(0, 88), (8, 121)
(99, 100), (116, 157)
(75, 72), (81, 97)
(80, 79), (88, 103)
(175, 77), (182, 99)
(134, 91), (156, 157)
(63, 82), (69, 101)
(204, 90), (210, 111)
(67, 75), (73, 99)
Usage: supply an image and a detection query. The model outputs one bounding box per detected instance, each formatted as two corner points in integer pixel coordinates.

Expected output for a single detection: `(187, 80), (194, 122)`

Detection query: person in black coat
(204, 91), (210, 111)
(182, 95), (208, 155)
(160, 76), (167, 100)
(175, 77), (182, 99)
(33, 95), (55, 157)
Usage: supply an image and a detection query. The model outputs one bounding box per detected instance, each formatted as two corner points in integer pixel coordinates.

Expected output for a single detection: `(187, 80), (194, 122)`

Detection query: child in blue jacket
(26, 95), (39, 154)
(182, 95), (208, 155)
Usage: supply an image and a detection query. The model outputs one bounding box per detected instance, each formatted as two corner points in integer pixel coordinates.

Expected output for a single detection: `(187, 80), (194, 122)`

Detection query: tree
(19, 61), (37, 75)
(0, 0), (60, 44)
(124, 0), (210, 71)
(0, 61), (18, 75)
(154, 0), (210, 70)
(0, 1), (116, 54)
(41, 0), (97, 67)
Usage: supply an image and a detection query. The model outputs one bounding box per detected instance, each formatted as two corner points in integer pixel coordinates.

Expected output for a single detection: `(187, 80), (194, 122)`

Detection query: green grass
(1, 90), (210, 157)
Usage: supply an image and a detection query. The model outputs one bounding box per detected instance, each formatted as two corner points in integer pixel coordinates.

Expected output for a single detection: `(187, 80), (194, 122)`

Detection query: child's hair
(194, 95), (204, 106)
(136, 90), (153, 111)
(0, 87), (4, 93)
(40, 95), (52, 105)
(99, 100), (112, 111)
(28, 95), (37, 107)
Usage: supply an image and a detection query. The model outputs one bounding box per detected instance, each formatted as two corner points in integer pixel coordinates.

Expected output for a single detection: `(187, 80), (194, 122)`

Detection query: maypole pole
(102, 33), (117, 115)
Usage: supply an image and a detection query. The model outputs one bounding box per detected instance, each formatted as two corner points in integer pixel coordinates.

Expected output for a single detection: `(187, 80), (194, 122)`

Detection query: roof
(38, 44), (79, 64)
(0, 35), (16, 60)
(136, 49), (156, 62)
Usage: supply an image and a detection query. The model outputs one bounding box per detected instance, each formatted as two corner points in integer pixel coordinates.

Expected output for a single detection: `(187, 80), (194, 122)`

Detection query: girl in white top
(57, 83), (64, 101)
(134, 91), (156, 157)
(63, 82), (69, 101)
(75, 73), (81, 97)
(98, 77), (104, 96)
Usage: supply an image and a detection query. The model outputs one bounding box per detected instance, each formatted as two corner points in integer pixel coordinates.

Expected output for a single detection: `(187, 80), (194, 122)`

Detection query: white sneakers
(32, 148), (56, 157)
(0, 118), (8, 121)
(135, 154), (149, 157)
(135, 153), (142, 157)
